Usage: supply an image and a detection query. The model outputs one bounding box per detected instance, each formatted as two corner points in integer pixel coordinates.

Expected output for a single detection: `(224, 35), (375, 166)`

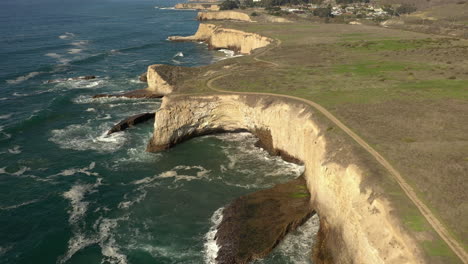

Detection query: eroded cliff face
(169, 24), (272, 54)
(146, 64), (198, 95)
(146, 64), (175, 95)
(175, 3), (220, 11)
(147, 94), (424, 264)
(197, 11), (253, 22)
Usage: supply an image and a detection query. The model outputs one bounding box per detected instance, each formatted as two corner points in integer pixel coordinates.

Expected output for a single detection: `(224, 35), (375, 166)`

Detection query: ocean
(0, 0), (318, 263)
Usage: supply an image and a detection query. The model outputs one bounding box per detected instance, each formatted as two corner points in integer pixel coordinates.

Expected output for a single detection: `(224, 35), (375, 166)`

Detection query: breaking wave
(49, 123), (126, 152)
(59, 32), (75, 40)
(204, 207), (224, 264)
(6, 71), (42, 84)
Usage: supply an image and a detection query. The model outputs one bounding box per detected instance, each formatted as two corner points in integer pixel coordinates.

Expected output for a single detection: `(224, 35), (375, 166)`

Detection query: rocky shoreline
(146, 94), (422, 263)
(96, 12), (428, 263)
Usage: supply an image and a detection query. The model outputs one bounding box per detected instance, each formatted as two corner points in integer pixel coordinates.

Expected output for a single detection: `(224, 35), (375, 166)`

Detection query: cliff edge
(147, 94), (424, 264)
(197, 11), (253, 22)
(168, 23), (272, 54)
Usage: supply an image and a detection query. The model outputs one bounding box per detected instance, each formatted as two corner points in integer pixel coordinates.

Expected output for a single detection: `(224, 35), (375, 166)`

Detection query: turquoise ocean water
(0, 0), (318, 263)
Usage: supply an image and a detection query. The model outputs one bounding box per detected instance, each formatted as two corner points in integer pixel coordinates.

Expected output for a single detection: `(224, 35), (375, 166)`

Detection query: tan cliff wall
(146, 64), (175, 95)
(145, 64), (199, 95)
(169, 24), (272, 54)
(147, 94), (424, 263)
(197, 11), (252, 22)
(175, 3), (220, 11)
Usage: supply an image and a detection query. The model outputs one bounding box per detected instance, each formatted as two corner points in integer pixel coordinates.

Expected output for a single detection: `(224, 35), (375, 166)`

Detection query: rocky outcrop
(169, 24), (272, 54)
(139, 72), (147, 82)
(107, 112), (155, 135)
(146, 64), (176, 95)
(197, 11), (252, 22)
(216, 176), (314, 263)
(175, 3), (220, 11)
(93, 89), (163, 99)
(147, 94), (424, 263)
(146, 64), (198, 95)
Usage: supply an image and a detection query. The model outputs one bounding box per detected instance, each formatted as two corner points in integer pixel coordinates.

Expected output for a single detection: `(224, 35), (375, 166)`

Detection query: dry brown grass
(170, 20), (468, 261)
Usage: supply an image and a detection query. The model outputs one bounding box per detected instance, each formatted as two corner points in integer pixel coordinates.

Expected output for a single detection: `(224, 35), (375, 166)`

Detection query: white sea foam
(63, 183), (95, 223)
(265, 214), (320, 263)
(70, 40), (89, 46)
(11, 167), (31, 176)
(204, 207), (224, 263)
(68, 48), (82, 54)
(59, 32), (75, 39)
(59, 232), (98, 264)
(59, 215), (127, 264)
(0, 199), (40, 211)
(202, 132), (305, 189)
(215, 49), (243, 62)
(6, 71), (41, 84)
(0, 126), (11, 140)
(174, 51), (184, 57)
(49, 123), (126, 152)
(73, 95), (148, 104)
(53, 79), (105, 89)
(45, 53), (70, 65)
(98, 218), (128, 264)
(133, 165), (210, 185)
(0, 114), (12, 119)
(117, 190), (147, 209)
(55, 162), (98, 177)
(8, 145), (21, 154)
(86, 108), (96, 112)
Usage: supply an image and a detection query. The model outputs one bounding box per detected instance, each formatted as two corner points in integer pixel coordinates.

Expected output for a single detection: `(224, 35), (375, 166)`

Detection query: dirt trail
(206, 39), (468, 263)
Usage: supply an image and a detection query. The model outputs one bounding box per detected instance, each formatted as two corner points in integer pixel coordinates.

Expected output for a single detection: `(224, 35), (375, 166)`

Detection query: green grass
(403, 213), (428, 232)
(334, 61), (409, 76)
(423, 240), (457, 258)
(397, 80), (468, 99)
(341, 39), (435, 51)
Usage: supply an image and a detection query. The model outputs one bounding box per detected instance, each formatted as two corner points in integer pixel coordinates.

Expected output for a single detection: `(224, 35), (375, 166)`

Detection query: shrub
(251, 12), (259, 16)
(313, 7), (332, 17)
(396, 4), (417, 15)
(220, 0), (239, 10)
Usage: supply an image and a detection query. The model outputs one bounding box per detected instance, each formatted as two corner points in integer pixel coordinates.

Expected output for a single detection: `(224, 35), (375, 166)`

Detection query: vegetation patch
(422, 240), (456, 258)
(334, 60), (408, 76)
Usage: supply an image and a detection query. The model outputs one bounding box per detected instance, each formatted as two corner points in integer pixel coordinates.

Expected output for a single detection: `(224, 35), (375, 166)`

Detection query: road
(205, 39), (468, 263)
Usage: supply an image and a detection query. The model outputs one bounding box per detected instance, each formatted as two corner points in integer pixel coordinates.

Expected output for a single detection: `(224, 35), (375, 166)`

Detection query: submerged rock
(107, 112), (155, 135)
(215, 176), (314, 264)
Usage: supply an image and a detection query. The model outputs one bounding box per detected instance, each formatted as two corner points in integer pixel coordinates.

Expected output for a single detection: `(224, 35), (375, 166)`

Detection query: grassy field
(174, 20), (468, 263)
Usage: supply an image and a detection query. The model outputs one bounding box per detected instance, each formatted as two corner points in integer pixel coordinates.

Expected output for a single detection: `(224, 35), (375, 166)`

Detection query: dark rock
(81, 75), (96, 80)
(139, 72), (147, 82)
(93, 89), (164, 99)
(107, 112), (155, 135)
(215, 176), (315, 264)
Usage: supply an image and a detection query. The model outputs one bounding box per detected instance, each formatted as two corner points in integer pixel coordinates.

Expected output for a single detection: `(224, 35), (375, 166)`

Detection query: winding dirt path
(206, 39), (468, 263)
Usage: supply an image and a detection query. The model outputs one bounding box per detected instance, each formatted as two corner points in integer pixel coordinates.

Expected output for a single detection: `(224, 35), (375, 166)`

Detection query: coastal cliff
(146, 64), (177, 95)
(145, 64), (200, 95)
(197, 11), (252, 22)
(169, 24), (272, 54)
(175, 3), (220, 11)
(147, 94), (423, 263)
